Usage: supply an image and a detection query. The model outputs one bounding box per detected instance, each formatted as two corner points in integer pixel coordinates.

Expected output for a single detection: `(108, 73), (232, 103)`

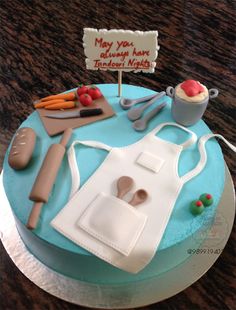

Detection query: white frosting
(175, 83), (208, 103)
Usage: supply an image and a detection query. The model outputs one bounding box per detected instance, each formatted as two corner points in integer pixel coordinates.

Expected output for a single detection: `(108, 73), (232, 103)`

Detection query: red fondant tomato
(79, 94), (93, 106)
(88, 86), (102, 100)
(77, 85), (89, 97)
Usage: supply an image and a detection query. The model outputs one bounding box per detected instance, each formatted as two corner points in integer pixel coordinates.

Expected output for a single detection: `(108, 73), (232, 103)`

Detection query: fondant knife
(45, 108), (103, 119)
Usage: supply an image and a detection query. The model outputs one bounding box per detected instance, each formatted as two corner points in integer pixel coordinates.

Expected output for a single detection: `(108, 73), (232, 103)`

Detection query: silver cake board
(0, 164), (235, 309)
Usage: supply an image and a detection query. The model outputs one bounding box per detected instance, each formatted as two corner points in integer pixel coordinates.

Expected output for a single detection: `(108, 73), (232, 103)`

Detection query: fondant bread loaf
(8, 127), (36, 170)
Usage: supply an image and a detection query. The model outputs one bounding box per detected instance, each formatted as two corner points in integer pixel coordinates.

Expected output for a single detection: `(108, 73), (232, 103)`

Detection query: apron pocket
(76, 192), (147, 256)
(136, 151), (164, 173)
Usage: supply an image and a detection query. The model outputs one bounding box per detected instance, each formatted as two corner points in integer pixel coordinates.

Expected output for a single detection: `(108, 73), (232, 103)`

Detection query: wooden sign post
(118, 71), (122, 97)
(83, 29), (159, 97)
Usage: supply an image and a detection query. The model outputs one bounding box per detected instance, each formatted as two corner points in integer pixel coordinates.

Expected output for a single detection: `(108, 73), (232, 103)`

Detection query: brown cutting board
(37, 94), (116, 136)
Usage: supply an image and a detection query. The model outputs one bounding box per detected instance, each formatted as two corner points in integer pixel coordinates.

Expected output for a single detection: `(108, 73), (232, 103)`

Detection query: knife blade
(45, 108), (103, 119)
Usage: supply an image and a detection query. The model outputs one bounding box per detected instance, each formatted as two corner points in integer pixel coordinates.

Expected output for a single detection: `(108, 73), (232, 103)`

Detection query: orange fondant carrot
(34, 99), (66, 109)
(45, 101), (77, 110)
(41, 92), (76, 102)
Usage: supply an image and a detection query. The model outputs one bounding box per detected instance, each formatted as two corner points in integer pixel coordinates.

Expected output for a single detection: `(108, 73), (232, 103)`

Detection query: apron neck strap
(67, 140), (112, 198)
(149, 122), (197, 149)
(181, 134), (236, 184)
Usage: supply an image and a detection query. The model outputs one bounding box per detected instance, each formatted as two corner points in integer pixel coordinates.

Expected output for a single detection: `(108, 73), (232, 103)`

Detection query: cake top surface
(3, 84), (225, 255)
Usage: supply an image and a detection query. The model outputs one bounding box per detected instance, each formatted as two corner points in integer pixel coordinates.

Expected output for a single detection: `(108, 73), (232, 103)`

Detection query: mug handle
(166, 86), (175, 98)
(209, 88), (219, 99)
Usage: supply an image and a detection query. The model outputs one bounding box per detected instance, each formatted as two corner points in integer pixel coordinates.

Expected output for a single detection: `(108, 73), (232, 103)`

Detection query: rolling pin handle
(26, 202), (44, 230)
(60, 128), (73, 147)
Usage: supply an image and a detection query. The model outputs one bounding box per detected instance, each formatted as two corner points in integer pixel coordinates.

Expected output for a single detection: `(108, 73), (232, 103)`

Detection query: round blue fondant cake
(3, 84), (225, 284)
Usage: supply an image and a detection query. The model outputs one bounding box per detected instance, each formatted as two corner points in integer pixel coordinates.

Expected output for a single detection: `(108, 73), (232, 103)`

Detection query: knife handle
(80, 108), (103, 117)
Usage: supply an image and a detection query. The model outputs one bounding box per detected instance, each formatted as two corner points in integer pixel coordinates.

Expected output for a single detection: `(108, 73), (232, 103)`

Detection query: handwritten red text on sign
(83, 29), (159, 72)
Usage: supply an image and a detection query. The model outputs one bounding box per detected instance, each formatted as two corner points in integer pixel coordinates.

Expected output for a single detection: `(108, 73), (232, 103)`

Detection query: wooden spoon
(129, 189), (148, 206)
(116, 176), (134, 199)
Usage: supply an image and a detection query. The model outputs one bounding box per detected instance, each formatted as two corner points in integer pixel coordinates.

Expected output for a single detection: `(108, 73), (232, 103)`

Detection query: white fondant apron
(51, 122), (236, 273)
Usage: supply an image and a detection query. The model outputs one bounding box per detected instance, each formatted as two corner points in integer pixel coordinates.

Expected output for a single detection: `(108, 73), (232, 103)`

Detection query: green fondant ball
(200, 193), (213, 207)
(190, 200), (205, 215)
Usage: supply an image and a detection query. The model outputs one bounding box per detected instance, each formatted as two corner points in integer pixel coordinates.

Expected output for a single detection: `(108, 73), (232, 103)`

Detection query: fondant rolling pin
(27, 128), (73, 230)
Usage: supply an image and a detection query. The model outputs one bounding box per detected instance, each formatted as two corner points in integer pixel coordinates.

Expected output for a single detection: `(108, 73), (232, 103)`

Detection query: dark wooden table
(0, 1), (235, 309)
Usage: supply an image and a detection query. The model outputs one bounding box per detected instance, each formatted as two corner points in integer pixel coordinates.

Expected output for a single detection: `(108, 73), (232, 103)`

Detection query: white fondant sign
(83, 28), (159, 73)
